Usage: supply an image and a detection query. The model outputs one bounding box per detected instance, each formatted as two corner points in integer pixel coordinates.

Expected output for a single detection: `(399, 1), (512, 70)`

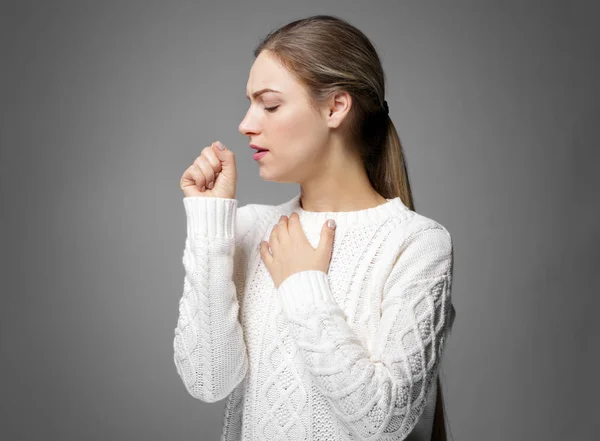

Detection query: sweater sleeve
(173, 196), (258, 403)
(276, 227), (456, 439)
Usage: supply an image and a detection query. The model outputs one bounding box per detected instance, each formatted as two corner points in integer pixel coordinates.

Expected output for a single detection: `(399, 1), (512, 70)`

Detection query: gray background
(1, 1), (598, 440)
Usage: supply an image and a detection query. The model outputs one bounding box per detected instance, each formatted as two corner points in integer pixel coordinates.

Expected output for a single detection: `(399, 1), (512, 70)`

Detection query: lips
(250, 144), (269, 153)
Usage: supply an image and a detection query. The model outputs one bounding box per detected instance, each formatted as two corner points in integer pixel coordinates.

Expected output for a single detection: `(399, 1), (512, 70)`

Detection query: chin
(258, 167), (293, 183)
(258, 167), (277, 182)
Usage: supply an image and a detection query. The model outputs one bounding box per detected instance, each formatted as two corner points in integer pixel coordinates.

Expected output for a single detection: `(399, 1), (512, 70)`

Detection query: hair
(253, 14), (452, 441)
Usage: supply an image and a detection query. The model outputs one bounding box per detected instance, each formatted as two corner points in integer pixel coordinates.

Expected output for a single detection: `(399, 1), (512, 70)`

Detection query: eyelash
(265, 106), (279, 113)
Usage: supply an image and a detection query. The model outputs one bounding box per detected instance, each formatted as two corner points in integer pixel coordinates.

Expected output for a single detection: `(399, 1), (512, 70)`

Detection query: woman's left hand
(260, 213), (336, 289)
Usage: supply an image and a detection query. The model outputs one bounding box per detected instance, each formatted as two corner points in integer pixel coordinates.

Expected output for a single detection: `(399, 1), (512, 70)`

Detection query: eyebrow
(245, 88), (281, 100)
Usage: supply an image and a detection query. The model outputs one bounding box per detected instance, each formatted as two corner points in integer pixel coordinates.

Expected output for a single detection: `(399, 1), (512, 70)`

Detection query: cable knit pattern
(173, 193), (456, 440)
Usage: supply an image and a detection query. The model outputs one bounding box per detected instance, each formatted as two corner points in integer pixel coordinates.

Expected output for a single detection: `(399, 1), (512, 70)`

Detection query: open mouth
(253, 149), (269, 160)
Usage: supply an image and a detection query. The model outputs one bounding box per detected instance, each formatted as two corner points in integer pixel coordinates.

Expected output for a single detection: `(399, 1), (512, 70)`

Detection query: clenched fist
(180, 141), (237, 199)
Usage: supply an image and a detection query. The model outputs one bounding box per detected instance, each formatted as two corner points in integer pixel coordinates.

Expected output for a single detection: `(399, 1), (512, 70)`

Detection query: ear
(324, 91), (352, 128)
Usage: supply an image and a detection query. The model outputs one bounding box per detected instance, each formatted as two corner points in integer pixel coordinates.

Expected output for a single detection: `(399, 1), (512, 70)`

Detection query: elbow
(188, 388), (229, 404)
(191, 360), (248, 403)
(173, 352), (248, 403)
(335, 366), (430, 439)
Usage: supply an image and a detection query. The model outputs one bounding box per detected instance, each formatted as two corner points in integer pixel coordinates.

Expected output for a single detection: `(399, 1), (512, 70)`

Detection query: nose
(238, 109), (260, 137)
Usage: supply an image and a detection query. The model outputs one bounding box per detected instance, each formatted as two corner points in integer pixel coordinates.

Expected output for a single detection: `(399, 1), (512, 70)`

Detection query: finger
(202, 144), (223, 175)
(277, 215), (289, 242)
(288, 212), (301, 237)
(212, 141), (236, 169)
(188, 163), (207, 191)
(259, 240), (273, 266)
(269, 223), (279, 248)
(318, 219), (336, 257)
(194, 157), (215, 190)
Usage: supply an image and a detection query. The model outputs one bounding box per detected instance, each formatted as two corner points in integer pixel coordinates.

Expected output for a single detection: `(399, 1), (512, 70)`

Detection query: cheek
(260, 107), (327, 182)
(274, 109), (325, 157)
(276, 110), (311, 139)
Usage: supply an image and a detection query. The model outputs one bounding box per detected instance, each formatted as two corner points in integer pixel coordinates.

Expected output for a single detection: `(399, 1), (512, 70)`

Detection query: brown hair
(253, 14), (452, 441)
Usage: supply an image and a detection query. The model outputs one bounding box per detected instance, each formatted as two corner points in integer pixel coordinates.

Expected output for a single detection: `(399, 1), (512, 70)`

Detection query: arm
(173, 196), (259, 403)
(276, 226), (456, 439)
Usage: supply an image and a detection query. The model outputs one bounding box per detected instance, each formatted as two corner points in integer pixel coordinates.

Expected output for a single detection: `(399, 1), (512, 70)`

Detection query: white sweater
(173, 193), (456, 441)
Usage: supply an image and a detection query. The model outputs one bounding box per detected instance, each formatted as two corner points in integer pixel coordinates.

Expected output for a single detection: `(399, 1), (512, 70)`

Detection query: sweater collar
(283, 193), (410, 229)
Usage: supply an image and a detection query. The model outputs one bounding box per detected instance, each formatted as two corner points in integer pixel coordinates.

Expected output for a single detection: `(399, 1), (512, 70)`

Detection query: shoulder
(400, 211), (452, 252)
(382, 200), (452, 249)
(236, 196), (299, 246)
(235, 201), (285, 249)
(236, 203), (273, 238)
(377, 197), (452, 250)
(383, 209), (453, 282)
(237, 202), (274, 226)
(237, 195), (299, 231)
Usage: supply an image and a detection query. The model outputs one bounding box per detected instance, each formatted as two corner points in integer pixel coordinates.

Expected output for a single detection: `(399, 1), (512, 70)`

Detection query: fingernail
(327, 219), (336, 229)
(207, 181), (214, 189)
(201, 185), (206, 191)
(216, 141), (225, 151)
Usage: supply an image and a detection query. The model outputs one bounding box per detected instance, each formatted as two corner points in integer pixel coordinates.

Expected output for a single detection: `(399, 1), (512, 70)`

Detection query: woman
(174, 15), (456, 441)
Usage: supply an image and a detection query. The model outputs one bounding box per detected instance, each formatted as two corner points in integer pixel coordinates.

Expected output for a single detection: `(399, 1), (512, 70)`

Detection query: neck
(298, 149), (387, 212)
(299, 187), (387, 213)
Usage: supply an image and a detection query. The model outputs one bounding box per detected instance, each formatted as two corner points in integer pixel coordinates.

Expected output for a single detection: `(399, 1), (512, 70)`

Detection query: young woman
(174, 15), (456, 441)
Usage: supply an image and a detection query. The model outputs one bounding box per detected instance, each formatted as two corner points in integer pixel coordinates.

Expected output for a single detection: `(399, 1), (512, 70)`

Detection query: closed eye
(265, 106), (279, 113)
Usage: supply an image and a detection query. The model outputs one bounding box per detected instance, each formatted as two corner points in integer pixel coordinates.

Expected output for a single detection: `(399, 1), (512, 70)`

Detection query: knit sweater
(173, 193), (456, 441)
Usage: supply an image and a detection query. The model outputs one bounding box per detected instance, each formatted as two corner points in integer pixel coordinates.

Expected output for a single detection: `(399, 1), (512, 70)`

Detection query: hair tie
(383, 100), (389, 115)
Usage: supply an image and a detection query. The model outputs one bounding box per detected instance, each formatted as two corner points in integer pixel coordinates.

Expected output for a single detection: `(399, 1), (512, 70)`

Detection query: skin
(238, 50), (388, 212)
(238, 50), (388, 288)
(259, 212), (336, 288)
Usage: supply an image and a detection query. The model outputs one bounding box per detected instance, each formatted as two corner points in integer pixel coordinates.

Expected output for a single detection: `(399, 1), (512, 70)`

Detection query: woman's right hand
(180, 141), (237, 199)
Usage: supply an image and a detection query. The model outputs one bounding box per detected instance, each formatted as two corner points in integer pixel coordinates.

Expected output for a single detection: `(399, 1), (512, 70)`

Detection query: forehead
(245, 52), (295, 95)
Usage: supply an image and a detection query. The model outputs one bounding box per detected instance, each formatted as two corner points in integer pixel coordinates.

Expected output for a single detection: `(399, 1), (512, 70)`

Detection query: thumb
(319, 219), (336, 258)
(212, 141), (236, 168)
